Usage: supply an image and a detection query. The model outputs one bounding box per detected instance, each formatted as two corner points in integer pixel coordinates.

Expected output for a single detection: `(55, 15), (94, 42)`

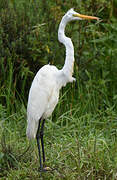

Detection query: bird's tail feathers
(26, 118), (38, 139)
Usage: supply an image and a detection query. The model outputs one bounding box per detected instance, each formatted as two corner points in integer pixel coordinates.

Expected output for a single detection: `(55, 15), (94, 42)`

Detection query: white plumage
(27, 65), (61, 139)
(26, 9), (79, 139)
(26, 8), (99, 171)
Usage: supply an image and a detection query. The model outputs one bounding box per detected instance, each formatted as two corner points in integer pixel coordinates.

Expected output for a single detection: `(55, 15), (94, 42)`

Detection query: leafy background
(0, 0), (117, 179)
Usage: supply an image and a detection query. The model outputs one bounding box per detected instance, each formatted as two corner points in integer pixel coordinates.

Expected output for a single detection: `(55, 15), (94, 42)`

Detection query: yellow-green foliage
(0, 0), (117, 179)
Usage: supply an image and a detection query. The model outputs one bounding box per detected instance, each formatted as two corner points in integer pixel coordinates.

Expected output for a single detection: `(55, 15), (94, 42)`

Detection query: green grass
(0, 0), (117, 179)
(0, 95), (117, 179)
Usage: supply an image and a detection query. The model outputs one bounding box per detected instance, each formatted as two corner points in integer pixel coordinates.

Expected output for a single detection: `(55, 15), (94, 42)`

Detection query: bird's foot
(39, 166), (53, 172)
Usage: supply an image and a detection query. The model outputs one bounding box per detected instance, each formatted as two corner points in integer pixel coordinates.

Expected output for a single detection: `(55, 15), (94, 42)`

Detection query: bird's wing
(26, 65), (58, 139)
(27, 65), (57, 121)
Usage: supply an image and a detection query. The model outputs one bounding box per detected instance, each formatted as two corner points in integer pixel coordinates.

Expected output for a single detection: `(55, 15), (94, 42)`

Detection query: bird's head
(65, 8), (99, 22)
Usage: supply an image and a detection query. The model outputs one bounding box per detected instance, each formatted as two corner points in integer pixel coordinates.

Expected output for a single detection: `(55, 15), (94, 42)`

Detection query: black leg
(36, 118), (51, 172)
(40, 119), (45, 163)
(36, 118), (43, 170)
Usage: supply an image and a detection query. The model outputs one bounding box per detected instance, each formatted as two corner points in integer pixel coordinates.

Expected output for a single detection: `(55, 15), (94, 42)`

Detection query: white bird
(26, 8), (99, 171)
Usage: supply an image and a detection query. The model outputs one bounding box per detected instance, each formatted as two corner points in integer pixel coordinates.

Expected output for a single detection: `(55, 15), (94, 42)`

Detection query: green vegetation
(0, 0), (117, 179)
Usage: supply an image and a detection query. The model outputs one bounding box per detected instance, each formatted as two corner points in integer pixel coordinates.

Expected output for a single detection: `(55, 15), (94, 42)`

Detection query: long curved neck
(58, 16), (75, 79)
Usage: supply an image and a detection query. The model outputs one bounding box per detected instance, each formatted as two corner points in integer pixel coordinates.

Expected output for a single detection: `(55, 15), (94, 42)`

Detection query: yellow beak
(73, 13), (99, 20)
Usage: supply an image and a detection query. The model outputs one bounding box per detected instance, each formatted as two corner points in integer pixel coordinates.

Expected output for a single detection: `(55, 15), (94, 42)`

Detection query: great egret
(26, 8), (99, 171)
